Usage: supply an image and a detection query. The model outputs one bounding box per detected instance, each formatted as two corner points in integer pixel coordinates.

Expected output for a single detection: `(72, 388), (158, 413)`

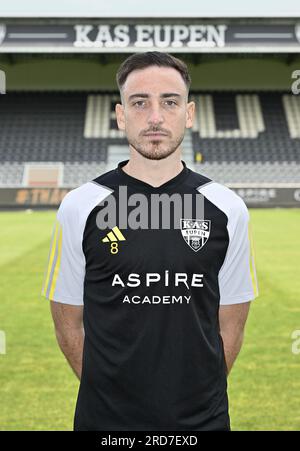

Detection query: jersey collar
(116, 159), (190, 192)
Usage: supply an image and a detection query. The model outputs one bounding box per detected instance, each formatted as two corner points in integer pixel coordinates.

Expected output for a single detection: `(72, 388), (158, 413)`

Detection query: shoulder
(92, 167), (120, 190)
(57, 181), (113, 223)
(197, 180), (249, 222)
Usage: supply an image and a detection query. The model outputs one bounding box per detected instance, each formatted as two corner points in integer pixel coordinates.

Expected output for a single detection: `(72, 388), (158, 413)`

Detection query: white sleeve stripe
(42, 181), (114, 306)
(197, 181), (257, 305)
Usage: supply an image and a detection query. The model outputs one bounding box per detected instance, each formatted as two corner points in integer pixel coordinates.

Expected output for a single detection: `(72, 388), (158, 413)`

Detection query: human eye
(163, 99), (177, 107)
(133, 100), (146, 108)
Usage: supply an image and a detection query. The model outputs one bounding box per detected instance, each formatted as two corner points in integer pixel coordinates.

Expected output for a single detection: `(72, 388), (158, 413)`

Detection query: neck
(122, 147), (184, 187)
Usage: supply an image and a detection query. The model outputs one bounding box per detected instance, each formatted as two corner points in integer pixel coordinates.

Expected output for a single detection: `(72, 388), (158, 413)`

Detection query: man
(42, 51), (258, 431)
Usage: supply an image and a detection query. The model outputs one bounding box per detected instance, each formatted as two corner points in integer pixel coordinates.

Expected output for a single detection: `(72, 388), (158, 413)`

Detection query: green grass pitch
(0, 209), (299, 430)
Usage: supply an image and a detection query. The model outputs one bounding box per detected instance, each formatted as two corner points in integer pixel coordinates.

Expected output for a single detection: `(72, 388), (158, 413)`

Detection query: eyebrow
(128, 93), (182, 101)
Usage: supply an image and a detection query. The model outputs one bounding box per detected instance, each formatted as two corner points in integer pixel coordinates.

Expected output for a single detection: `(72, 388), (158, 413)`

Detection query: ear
(115, 103), (125, 131)
(185, 100), (195, 129)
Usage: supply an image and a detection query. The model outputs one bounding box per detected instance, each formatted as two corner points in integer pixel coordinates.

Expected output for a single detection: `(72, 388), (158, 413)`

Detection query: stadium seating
(0, 91), (299, 187)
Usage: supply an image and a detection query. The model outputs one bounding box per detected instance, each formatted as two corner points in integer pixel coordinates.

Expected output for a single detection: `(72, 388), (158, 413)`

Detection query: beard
(127, 130), (185, 161)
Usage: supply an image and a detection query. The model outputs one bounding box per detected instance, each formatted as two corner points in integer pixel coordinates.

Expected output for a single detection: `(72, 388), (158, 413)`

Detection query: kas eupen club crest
(180, 219), (211, 252)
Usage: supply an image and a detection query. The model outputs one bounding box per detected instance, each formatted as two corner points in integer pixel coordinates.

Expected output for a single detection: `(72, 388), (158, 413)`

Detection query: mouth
(144, 132), (168, 137)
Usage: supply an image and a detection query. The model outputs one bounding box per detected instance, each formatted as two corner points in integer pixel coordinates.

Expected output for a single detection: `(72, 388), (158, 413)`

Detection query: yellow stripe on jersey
(248, 221), (259, 297)
(112, 226), (126, 241)
(42, 220), (59, 296)
(49, 222), (63, 300)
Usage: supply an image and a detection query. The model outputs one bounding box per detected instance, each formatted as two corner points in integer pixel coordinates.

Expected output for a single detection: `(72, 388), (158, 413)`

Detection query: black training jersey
(42, 160), (258, 431)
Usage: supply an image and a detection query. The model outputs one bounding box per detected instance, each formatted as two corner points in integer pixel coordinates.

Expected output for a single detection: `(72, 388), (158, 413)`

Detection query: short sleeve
(218, 201), (259, 305)
(41, 194), (85, 305)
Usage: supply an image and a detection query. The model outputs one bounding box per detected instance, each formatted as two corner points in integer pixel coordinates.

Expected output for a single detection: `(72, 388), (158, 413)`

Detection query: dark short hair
(116, 51), (191, 95)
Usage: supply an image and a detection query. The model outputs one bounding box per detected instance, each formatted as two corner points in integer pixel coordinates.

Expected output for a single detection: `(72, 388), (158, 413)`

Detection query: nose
(147, 103), (164, 126)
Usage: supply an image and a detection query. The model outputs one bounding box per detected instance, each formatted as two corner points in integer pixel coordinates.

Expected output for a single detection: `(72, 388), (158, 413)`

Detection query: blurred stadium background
(0, 0), (300, 431)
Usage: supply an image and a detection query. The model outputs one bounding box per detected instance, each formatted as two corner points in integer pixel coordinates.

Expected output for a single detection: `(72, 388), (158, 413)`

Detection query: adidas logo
(102, 226), (126, 243)
(102, 226), (126, 254)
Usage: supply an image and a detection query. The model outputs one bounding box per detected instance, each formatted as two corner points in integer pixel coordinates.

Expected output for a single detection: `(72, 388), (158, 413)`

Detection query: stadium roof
(0, 0), (299, 18)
